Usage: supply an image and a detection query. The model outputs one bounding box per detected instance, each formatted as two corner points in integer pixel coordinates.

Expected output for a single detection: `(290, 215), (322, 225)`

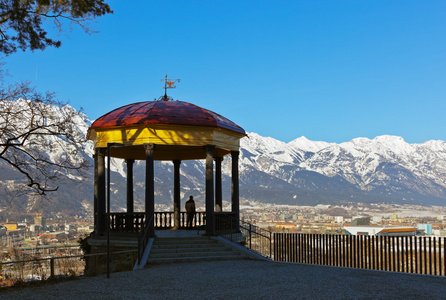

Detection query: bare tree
(0, 0), (109, 200)
(0, 75), (91, 197)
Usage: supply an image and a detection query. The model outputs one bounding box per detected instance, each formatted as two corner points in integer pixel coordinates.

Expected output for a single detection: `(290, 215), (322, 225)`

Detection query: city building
(334, 216), (344, 223)
(0, 225), (6, 236)
(344, 225), (416, 236)
(274, 222), (297, 230)
(3, 222), (18, 231)
(351, 217), (371, 226)
(417, 224), (433, 235)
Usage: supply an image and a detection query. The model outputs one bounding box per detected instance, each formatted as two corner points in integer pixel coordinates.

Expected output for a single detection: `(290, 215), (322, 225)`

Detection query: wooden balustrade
(109, 212), (206, 232)
(109, 212), (145, 232)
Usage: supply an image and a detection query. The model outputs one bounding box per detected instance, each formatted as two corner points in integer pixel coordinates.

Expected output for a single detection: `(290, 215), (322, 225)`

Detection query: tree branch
(0, 0), (112, 54)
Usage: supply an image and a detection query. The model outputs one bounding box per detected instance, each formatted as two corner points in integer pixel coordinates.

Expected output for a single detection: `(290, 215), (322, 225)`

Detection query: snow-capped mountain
(1, 101), (446, 219)
(239, 133), (446, 206)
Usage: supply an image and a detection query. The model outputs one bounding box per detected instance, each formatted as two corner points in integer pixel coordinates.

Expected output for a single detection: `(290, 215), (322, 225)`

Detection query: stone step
(155, 236), (209, 241)
(148, 253), (247, 264)
(150, 246), (230, 254)
(146, 237), (247, 265)
(153, 241), (218, 247)
(152, 243), (222, 250)
(153, 237), (216, 245)
(149, 249), (240, 259)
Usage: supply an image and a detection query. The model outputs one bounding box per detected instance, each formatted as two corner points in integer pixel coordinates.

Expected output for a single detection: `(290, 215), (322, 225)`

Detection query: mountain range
(1, 101), (446, 219)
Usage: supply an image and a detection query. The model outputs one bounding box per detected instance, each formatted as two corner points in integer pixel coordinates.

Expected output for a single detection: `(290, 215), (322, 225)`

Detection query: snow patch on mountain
(295, 135), (446, 190)
(241, 132), (306, 174)
(288, 136), (333, 153)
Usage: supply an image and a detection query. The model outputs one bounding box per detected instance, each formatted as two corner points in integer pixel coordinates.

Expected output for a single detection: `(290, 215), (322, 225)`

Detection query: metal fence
(0, 250), (137, 287)
(216, 216), (272, 259)
(274, 233), (446, 276)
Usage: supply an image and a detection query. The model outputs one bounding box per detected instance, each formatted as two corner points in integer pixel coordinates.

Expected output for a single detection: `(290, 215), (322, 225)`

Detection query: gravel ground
(2, 259), (446, 299)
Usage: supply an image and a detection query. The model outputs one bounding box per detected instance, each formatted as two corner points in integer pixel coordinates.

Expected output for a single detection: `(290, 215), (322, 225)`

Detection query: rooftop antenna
(160, 73), (181, 101)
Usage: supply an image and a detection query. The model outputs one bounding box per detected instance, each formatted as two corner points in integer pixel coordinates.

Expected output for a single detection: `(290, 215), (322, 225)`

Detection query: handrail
(215, 215), (272, 259)
(137, 214), (154, 263)
(0, 250), (138, 284)
(1, 250), (137, 266)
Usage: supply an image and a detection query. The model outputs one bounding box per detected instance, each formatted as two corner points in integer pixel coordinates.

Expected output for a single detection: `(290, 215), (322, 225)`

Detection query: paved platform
(155, 229), (205, 237)
(3, 260), (446, 299)
(91, 229), (205, 242)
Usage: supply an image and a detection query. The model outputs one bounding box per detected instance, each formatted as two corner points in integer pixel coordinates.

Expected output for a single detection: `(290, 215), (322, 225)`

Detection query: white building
(334, 216), (344, 223)
(372, 216), (382, 223)
(344, 225), (416, 236)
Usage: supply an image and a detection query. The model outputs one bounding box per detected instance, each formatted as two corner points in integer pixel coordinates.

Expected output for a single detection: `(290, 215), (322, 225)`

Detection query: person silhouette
(185, 196), (196, 227)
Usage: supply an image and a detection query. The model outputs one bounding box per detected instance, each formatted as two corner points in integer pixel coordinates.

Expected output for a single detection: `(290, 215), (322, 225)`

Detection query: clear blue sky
(3, 0), (446, 143)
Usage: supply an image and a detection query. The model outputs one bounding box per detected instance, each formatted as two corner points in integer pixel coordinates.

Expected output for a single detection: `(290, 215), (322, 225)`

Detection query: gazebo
(86, 95), (246, 238)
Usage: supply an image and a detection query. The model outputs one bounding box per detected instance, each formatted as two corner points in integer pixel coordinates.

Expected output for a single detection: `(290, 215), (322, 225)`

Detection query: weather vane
(160, 73), (181, 101)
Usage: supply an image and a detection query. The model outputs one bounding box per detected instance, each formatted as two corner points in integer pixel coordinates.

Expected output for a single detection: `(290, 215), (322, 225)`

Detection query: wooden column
(144, 144), (155, 237)
(231, 151), (240, 223)
(215, 157), (223, 212)
(93, 152), (98, 234)
(125, 159), (135, 213)
(205, 145), (215, 236)
(173, 160), (181, 229)
(96, 148), (106, 235)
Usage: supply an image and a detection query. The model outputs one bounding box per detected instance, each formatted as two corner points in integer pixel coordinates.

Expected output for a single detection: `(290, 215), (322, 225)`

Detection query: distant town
(2, 202), (446, 255)
(236, 201), (446, 236)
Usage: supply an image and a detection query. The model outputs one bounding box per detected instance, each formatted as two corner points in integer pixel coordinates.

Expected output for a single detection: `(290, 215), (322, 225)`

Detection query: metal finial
(160, 73), (181, 101)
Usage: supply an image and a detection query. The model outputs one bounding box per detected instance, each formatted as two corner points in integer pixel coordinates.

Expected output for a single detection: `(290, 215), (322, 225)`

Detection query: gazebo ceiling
(87, 100), (246, 160)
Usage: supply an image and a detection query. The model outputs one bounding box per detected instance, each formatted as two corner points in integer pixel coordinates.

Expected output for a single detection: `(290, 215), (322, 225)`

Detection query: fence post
(444, 237), (446, 276)
(323, 234), (327, 266)
(343, 235), (347, 267)
(424, 237), (427, 274)
(270, 231), (272, 259)
(360, 235), (364, 269)
(439, 238), (442, 276)
(249, 224), (252, 249)
(132, 251), (136, 269)
(433, 238), (437, 276)
(405, 236), (409, 273)
(429, 237), (432, 275)
(396, 237), (400, 273)
(414, 236), (418, 274)
(273, 233), (276, 261)
(391, 236), (395, 272)
(309, 234), (312, 264)
(95, 255), (98, 275)
(50, 258), (55, 278)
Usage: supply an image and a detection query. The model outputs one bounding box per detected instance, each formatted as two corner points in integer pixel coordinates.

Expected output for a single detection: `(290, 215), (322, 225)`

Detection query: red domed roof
(90, 100), (245, 135)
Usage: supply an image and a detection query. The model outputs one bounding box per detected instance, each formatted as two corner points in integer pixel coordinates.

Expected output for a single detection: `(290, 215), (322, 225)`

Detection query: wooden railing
(274, 233), (446, 276)
(109, 212), (206, 232)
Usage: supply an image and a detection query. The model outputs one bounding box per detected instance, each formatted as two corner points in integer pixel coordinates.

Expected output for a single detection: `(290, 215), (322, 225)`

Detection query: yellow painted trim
(92, 124), (244, 151)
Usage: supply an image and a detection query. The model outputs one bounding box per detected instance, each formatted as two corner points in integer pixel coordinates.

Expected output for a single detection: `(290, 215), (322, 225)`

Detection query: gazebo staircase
(146, 236), (247, 264)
